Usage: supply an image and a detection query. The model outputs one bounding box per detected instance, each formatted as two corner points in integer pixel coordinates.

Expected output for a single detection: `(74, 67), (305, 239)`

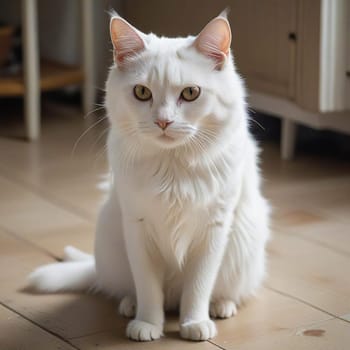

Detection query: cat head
(105, 12), (246, 152)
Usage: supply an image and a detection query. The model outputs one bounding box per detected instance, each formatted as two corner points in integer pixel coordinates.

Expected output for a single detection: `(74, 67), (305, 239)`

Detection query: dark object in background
(0, 24), (13, 67)
(0, 22), (22, 76)
(250, 111), (350, 161)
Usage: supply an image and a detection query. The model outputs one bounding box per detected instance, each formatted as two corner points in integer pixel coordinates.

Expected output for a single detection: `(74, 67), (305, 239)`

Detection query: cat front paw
(126, 319), (163, 341)
(210, 299), (237, 319)
(180, 319), (217, 341)
(119, 296), (136, 318)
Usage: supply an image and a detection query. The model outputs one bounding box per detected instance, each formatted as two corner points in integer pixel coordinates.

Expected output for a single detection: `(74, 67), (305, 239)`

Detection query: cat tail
(27, 246), (96, 293)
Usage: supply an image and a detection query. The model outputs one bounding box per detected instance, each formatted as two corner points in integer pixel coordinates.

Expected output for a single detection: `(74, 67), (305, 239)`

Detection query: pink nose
(154, 119), (173, 130)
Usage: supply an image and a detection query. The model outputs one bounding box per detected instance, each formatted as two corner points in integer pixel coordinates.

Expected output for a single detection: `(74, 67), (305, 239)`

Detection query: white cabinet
(247, 0), (350, 158)
(229, 0), (298, 100)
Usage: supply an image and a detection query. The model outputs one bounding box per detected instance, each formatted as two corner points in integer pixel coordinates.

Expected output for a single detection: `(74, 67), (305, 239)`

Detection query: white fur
(28, 13), (270, 342)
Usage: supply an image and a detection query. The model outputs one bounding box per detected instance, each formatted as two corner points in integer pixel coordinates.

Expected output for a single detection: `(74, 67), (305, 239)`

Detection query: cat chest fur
(118, 155), (240, 268)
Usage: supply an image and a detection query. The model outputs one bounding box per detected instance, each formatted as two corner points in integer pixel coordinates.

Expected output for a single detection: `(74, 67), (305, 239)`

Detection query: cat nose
(154, 119), (173, 130)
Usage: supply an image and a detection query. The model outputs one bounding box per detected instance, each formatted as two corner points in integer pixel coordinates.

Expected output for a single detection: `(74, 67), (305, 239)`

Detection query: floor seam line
(208, 339), (228, 350)
(0, 224), (61, 261)
(68, 328), (120, 341)
(0, 301), (81, 350)
(272, 225), (350, 258)
(0, 167), (94, 224)
(266, 286), (350, 324)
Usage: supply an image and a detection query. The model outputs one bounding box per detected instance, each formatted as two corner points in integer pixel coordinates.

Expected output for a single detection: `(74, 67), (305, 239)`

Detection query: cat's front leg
(180, 212), (232, 341)
(122, 218), (164, 341)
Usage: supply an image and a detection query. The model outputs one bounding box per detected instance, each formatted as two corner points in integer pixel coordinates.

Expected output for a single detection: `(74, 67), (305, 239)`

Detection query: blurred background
(0, 0), (349, 158)
(0, 1), (349, 350)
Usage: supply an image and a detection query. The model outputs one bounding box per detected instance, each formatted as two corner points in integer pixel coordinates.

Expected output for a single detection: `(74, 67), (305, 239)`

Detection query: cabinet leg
(22, 0), (40, 141)
(281, 119), (297, 160)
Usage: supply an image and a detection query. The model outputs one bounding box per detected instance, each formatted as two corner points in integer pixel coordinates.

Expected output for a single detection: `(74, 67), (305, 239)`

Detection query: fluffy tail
(27, 246), (96, 293)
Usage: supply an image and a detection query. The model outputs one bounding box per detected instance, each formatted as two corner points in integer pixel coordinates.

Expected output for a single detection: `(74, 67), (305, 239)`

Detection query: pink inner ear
(110, 17), (145, 64)
(194, 17), (232, 67)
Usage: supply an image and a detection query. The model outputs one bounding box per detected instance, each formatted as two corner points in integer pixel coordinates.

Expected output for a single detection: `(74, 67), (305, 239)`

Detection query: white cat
(28, 12), (270, 342)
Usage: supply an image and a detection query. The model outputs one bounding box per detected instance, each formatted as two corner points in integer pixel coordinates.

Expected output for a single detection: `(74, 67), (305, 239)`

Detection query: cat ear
(194, 12), (232, 69)
(110, 15), (145, 66)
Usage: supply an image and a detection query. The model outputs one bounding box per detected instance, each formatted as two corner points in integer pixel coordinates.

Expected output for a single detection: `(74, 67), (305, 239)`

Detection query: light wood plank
(0, 230), (123, 340)
(0, 175), (94, 256)
(267, 234), (350, 316)
(214, 316), (350, 350)
(275, 219), (350, 256)
(0, 304), (76, 350)
(273, 209), (325, 226)
(72, 322), (220, 350)
(212, 288), (332, 348)
(0, 107), (108, 219)
(73, 288), (332, 349)
(267, 176), (350, 223)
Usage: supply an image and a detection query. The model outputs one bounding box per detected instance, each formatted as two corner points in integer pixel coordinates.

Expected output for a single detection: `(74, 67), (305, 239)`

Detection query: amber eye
(180, 86), (201, 102)
(134, 85), (152, 101)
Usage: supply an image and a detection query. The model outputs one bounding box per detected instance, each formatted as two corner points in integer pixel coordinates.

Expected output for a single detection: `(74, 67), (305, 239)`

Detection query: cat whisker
(89, 127), (110, 154)
(194, 135), (222, 180)
(83, 106), (105, 120)
(72, 116), (108, 158)
(248, 107), (256, 114)
(196, 130), (218, 147)
(249, 118), (265, 131)
(93, 144), (108, 169)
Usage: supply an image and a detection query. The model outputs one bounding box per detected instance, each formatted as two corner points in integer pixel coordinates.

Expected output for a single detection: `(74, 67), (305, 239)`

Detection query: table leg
(22, 0), (40, 140)
(81, 0), (95, 115)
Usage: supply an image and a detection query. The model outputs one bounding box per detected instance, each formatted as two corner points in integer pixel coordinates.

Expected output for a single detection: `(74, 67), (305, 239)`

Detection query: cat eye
(180, 86), (201, 102)
(134, 85), (152, 101)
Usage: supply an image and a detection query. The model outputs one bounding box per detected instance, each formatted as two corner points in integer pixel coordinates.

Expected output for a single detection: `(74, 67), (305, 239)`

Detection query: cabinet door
(230, 0), (297, 99)
(124, 0), (297, 99)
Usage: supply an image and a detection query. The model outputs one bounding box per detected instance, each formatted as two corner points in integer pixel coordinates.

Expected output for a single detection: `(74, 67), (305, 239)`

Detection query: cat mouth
(158, 133), (175, 142)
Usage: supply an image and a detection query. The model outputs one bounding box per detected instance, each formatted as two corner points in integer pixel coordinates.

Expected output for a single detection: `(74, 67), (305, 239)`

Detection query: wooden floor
(0, 102), (349, 349)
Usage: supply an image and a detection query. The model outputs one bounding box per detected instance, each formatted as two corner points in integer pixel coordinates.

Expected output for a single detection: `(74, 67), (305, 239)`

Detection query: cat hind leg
(209, 299), (237, 319)
(119, 295), (136, 318)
